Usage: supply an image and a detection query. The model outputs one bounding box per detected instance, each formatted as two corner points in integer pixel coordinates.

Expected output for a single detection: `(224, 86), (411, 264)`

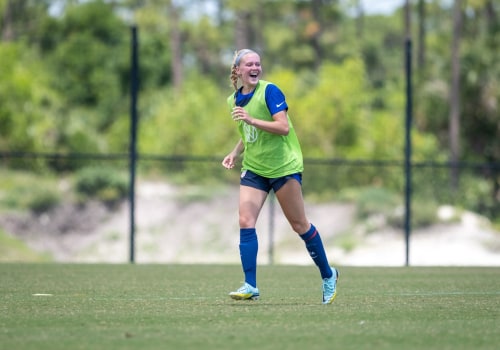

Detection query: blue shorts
(240, 169), (302, 193)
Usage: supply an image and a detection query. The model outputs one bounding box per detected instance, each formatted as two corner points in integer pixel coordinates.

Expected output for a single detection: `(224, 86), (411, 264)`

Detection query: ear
(235, 65), (242, 76)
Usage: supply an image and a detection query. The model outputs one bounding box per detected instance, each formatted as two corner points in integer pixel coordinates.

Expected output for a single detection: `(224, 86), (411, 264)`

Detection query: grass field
(0, 264), (499, 350)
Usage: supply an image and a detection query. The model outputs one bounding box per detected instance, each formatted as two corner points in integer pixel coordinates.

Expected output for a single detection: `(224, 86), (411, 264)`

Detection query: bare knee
(239, 214), (257, 228)
(289, 220), (311, 235)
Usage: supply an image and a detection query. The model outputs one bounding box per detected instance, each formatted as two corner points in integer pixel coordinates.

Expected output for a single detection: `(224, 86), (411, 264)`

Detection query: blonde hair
(230, 49), (257, 91)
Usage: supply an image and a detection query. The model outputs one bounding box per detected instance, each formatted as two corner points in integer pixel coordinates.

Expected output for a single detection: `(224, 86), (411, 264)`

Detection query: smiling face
(236, 52), (262, 92)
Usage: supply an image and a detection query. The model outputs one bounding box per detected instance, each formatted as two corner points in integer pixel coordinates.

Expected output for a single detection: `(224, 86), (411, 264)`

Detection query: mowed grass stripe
(1, 264), (499, 350)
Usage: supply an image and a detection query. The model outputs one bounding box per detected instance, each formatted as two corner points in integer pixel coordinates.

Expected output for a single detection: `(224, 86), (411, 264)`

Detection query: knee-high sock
(300, 224), (333, 279)
(239, 228), (258, 287)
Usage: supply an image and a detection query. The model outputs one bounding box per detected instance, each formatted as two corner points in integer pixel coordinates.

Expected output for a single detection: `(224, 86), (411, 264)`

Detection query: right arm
(222, 139), (244, 169)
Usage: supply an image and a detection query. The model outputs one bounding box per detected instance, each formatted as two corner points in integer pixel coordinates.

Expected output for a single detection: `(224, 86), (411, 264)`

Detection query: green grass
(0, 264), (498, 350)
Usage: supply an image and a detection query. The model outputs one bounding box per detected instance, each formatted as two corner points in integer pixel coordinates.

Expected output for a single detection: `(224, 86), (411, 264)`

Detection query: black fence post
(129, 26), (139, 263)
(404, 38), (413, 267)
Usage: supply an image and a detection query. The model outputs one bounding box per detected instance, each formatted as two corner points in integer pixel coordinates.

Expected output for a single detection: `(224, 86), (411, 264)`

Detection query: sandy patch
(2, 181), (499, 266)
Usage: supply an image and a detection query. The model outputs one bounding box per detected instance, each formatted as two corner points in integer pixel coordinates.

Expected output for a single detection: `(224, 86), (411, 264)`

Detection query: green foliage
(0, 0), (499, 220)
(357, 14), (404, 86)
(355, 186), (400, 220)
(334, 232), (359, 252)
(0, 43), (60, 158)
(75, 166), (128, 205)
(46, 1), (128, 124)
(0, 1), (130, 172)
(412, 166), (499, 224)
(352, 186), (438, 230)
(32, 0), (130, 165)
(0, 169), (61, 212)
(26, 187), (61, 214)
(280, 58), (367, 158)
(388, 198), (439, 229)
(138, 76), (236, 157)
(459, 173), (497, 217)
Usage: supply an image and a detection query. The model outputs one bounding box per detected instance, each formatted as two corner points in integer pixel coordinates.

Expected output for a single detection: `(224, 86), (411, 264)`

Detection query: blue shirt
(234, 83), (288, 116)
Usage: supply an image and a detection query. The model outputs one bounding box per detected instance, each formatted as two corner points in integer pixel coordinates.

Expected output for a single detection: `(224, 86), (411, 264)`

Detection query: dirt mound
(1, 181), (499, 266)
(0, 201), (111, 260)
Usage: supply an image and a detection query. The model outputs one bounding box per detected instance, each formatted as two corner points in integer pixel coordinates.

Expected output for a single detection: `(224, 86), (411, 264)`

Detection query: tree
(167, 1), (182, 91)
(417, 0), (426, 70)
(1, 0), (14, 41)
(449, 0), (463, 190)
(459, 0), (500, 213)
(42, 1), (128, 110)
(0, 0), (51, 42)
(0, 43), (60, 157)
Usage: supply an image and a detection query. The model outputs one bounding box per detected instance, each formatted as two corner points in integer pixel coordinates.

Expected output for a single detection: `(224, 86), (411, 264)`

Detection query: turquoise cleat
(229, 282), (260, 300)
(322, 267), (339, 304)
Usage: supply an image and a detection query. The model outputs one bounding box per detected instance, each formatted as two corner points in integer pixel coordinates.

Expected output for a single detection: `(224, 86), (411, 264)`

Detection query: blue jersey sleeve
(265, 84), (288, 116)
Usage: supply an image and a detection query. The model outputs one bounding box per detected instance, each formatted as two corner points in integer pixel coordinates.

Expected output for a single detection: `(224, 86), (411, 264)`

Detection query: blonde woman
(222, 49), (339, 304)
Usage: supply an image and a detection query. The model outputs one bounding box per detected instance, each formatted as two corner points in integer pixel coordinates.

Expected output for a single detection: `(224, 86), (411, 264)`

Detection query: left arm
(231, 107), (289, 136)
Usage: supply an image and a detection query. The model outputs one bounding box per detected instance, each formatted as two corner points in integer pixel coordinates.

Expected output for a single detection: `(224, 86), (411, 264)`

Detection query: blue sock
(239, 228), (258, 287)
(300, 224), (333, 279)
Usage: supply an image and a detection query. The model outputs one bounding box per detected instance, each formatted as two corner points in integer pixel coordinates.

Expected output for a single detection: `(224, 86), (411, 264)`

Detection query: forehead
(240, 52), (260, 64)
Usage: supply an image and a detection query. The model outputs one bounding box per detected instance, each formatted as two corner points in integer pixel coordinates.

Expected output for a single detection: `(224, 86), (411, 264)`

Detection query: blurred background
(0, 0), (498, 266)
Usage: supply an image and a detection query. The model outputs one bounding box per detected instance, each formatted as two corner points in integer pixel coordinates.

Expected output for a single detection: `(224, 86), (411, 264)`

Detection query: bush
(75, 166), (128, 206)
(388, 200), (439, 229)
(356, 187), (400, 220)
(27, 188), (61, 214)
(0, 170), (61, 213)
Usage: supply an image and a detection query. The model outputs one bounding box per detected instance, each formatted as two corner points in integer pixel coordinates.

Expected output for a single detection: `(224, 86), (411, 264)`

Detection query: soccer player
(222, 49), (339, 304)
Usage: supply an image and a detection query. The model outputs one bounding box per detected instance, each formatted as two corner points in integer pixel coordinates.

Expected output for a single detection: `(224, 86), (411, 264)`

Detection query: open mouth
(249, 72), (259, 78)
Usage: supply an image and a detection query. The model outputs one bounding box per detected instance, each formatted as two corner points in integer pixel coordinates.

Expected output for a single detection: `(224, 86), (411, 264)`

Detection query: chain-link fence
(0, 152), (499, 266)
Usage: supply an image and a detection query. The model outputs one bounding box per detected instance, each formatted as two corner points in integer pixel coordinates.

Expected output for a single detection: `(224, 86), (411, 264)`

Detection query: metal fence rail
(1, 151), (499, 265)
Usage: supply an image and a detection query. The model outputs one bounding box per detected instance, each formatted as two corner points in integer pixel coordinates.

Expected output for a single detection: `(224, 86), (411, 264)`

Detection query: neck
(241, 86), (256, 94)
(241, 82), (258, 94)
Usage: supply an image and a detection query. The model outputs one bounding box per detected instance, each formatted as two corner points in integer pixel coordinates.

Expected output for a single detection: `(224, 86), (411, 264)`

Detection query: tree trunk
(310, 0), (324, 70)
(168, 2), (183, 91)
(484, 0), (497, 30)
(355, 0), (364, 39)
(449, 0), (463, 190)
(404, 0), (411, 39)
(417, 0), (426, 70)
(235, 10), (251, 50)
(1, 0), (15, 42)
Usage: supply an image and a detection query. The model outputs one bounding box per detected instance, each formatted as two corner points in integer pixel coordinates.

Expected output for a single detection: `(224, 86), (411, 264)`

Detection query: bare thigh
(239, 185), (268, 228)
(275, 179), (310, 234)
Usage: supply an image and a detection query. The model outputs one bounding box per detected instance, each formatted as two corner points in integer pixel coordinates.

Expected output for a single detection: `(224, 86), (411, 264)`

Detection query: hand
(232, 107), (253, 125)
(222, 154), (236, 169)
